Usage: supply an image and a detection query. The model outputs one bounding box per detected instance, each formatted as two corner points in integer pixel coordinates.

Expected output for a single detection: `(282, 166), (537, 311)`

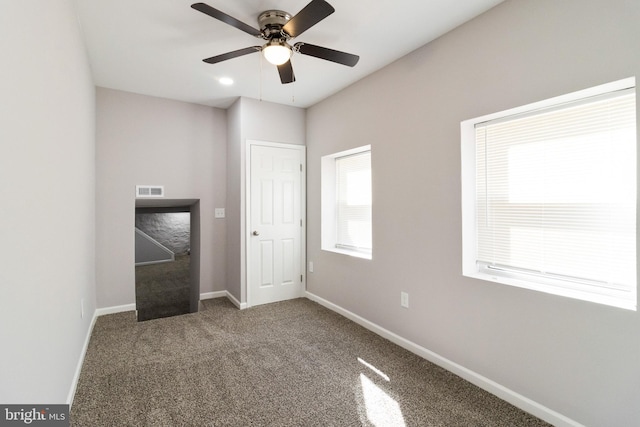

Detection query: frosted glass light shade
(263, 43), (291, 65)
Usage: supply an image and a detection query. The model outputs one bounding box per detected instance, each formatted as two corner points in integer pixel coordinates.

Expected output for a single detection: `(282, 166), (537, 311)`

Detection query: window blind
(475, 89), (636, 297)
(336, 151), (372, 253)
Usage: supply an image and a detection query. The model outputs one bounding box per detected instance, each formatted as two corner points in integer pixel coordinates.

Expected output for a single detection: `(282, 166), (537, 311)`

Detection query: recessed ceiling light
(219, 77), (234, 86)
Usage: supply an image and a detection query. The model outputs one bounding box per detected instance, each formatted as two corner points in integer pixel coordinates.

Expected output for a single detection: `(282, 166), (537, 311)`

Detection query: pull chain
(291, 58), (295, 103)
(259, 53), (263, 102)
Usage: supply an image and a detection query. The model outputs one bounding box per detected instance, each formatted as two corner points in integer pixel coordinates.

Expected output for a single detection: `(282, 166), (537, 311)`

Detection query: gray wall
(306, 0), (640, 425)
(226, 97), (306, 303)
(0, 1), (96, 403)
(96, 88), (227, 308)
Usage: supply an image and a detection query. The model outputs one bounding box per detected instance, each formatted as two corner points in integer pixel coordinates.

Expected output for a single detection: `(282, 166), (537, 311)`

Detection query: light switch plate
(400, 292), (409, 308)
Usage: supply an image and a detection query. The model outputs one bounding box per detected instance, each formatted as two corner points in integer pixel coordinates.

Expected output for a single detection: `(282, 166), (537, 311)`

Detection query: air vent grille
(136, 185), (164, 198)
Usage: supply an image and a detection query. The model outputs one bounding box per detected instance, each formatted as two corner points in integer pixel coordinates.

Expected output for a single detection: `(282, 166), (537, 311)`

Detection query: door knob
(252, 231), (260, 236)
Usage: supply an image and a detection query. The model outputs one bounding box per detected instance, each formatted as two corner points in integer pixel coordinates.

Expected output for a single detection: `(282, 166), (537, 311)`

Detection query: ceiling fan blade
(203, 46), (261, 64)
(191, 3), (262, 37)
(295, 43), (359, 67)
(282, 0), (335, 38)
(277, 61), (296, 84)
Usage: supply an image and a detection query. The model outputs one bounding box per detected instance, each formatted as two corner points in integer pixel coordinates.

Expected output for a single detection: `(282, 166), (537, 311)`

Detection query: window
(322, 145), (372, 259)
(461, 78), (637, 310)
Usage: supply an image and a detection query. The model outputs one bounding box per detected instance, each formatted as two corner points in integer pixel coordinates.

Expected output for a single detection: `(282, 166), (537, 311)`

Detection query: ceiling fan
(191, 0), (360, 84)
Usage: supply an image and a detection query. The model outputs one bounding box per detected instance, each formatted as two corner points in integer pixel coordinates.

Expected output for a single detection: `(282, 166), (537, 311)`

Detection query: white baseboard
(305, 291), (582, 427)
(70, 303), (133, 405)
(95, 303), (136, 316)
(225, 291), (247, 309)
(94, 291), (230, 316)
(202, 291), (246, 308)
(67, 311), (98, 407)
(200, 291), (227, 300)
(69, 291), (249, 406)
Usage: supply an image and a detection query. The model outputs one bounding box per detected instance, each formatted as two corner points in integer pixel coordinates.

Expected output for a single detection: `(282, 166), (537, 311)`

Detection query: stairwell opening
(134, 199), (200, 321)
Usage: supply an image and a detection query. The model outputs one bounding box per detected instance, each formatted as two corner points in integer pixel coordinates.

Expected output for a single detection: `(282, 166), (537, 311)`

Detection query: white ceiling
(75, 0), (504, 109)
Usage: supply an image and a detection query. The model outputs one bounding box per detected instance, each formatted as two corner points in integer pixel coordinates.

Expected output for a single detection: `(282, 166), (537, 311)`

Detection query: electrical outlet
(400, 292), (409, 308)
(309, 261), (314, 273)
(214, 208), (225, 219)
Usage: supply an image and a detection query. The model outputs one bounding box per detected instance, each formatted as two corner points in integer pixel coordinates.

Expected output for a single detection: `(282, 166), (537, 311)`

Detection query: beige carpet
(71, 298), (551, 426)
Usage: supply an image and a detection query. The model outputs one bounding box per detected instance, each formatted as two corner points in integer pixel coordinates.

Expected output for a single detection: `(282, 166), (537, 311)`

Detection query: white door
(249, 143), (305, 306)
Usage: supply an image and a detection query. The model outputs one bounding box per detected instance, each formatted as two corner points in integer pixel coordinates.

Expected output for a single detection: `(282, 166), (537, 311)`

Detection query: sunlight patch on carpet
(358, 357), (390, 381)
(360, 373), (406, 427)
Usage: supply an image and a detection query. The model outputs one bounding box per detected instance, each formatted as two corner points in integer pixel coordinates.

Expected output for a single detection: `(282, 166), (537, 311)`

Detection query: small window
(322, 146), (372, 259)
(461, 78), (637, 310)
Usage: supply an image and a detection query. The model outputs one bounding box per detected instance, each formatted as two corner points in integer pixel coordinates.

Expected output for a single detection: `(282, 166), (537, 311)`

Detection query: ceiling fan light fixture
(192, 1), (360, 84)
(263, 40), (292, 66)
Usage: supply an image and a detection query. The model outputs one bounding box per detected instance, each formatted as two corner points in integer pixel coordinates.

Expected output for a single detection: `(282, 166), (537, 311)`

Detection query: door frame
(245, 140), (306, 308)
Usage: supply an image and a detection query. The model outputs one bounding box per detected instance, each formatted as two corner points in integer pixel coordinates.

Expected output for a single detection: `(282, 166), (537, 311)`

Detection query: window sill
(322, 247), (372, 260)
(463, 270), (636, 311)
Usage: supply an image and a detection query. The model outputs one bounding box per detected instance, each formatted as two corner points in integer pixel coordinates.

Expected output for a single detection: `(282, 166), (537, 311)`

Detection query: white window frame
(461, 77), (637, 311)
(321, 145), (372, 259)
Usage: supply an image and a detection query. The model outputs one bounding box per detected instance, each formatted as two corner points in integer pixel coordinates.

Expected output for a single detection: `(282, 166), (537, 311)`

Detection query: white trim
(245, 140), (306, 308)
(226, 291), (247, 309)
(89, 301), (135, 410)
(94, 292), (239, 316)
(461, 77), (637, 311)
(200, 291), (227, 300)
(69, 291), (242, 404)
(305, 291), (583, 427)
(95, 303), (136, 316)
(324, 246), (372, 259)
(462, 77), (635, 126)
(67, 310), (98, 407)
(321, 145), (372, 260)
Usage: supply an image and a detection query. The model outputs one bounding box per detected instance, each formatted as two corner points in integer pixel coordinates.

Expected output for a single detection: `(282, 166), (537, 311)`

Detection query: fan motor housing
(258, 10), (291, 37)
